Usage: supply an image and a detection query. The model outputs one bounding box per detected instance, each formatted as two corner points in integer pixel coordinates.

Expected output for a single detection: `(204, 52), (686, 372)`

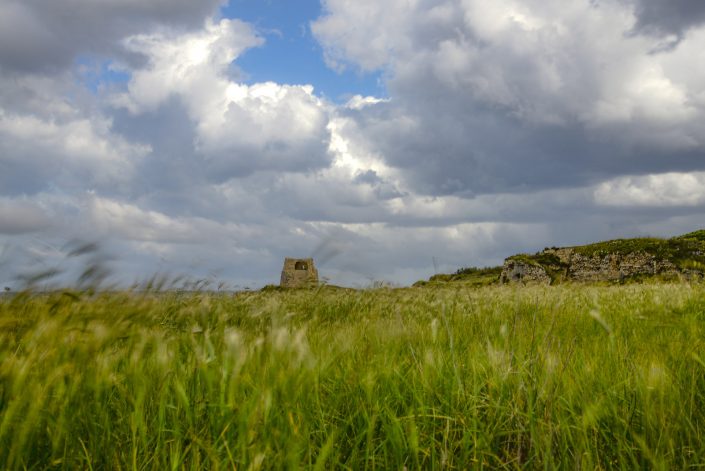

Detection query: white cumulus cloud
(595, 172), (705, 207)
(114, 18), (332, 178)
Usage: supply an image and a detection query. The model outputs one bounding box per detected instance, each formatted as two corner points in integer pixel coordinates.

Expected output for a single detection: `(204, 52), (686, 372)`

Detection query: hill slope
(418, 230), (705, 286)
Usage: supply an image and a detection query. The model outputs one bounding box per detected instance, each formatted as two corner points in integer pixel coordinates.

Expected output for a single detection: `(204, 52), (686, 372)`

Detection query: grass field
(1, 283), (705, 469)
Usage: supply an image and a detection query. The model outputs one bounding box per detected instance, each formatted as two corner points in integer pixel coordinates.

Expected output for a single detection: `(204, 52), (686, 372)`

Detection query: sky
(1, 0), (705, 289)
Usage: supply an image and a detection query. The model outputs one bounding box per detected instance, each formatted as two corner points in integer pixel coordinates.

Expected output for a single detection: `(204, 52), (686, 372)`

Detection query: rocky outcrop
(564, 251), (679, 282)
(421, 230), (705, 287)
(499, 259), (551, 284)
(501, 248), (690, 284)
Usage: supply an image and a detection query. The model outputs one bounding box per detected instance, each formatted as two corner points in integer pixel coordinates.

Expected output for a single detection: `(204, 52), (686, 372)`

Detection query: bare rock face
(566, 252), (679, 282)
(501, 248), (682, 284)
(280, 258), (319, 288)
(499, 259), (551, 284)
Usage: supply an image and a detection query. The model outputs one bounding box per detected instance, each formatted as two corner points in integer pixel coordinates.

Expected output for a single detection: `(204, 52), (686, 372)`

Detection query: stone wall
(280, 257), (319, 288)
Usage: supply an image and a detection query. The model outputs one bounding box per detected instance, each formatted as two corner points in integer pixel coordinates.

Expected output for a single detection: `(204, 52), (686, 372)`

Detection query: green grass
(2, 284), (705, 469)
(416, 266), (502, 287)
(570, 236), (705, 270)
(524, 231), (705, 271)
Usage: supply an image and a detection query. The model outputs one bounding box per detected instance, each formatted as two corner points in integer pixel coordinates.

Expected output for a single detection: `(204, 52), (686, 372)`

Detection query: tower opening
(294, 261), (308, 270)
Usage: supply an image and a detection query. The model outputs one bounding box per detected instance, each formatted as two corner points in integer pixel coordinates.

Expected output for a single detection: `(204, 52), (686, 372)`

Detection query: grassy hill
(413, 266), (503, 287)
(519, 229), (705, 270)
(419, 229), (705, 286)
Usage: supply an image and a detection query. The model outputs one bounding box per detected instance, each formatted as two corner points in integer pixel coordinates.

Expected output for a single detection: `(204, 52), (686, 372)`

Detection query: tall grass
(1, 284), (704, 469)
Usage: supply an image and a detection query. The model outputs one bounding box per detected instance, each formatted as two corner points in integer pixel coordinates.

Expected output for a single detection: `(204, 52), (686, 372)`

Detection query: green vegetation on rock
(570, 236), (705, 269)
(2, 285), (705, 468)
(564, 232), (705, 270)
(675, 229), (705, 242)
(424, 229), (705, 286)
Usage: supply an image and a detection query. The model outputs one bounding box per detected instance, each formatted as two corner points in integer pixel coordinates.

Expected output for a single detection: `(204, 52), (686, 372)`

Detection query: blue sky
(76, 57), (131, 92)
(222, 0), (385, 101)
(77, 0), (385, 101)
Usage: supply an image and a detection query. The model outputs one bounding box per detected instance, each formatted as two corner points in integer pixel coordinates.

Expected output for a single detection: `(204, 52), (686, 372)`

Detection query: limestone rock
(501, 248), (684, 284)
(499, 259), (551, 284)
(567, 252), (679, 282)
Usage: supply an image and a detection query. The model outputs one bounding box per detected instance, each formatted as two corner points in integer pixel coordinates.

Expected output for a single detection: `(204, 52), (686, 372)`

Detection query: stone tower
(280, 257), (319, 288)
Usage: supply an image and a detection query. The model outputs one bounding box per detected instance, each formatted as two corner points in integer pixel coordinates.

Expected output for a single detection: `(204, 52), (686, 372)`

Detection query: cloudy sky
(1, 0), (705, 289)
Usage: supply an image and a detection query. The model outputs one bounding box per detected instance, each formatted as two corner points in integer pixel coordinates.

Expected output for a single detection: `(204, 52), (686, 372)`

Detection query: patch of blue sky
(75, 56), (130, 94)
(222, 0), (386, 102)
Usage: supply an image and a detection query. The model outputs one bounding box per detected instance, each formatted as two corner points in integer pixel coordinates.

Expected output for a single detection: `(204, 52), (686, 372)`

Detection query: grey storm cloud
(630, 0), (705, 39)
(0, 200), (50, 234)
(315, 0), (705, 197)
(0, 0), (224, 73)
(341, 93), (705, 197)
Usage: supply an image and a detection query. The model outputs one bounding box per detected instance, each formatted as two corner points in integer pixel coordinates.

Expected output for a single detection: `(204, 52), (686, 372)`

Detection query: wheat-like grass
(0, 284), (703, 469)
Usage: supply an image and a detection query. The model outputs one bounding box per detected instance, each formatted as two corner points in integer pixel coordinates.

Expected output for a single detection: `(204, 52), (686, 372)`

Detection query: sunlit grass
(1, 284), (704, 468)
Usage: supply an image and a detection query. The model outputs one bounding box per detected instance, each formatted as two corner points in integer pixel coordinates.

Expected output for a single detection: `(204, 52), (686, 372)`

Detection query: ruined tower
(280, 258), (319, 288)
